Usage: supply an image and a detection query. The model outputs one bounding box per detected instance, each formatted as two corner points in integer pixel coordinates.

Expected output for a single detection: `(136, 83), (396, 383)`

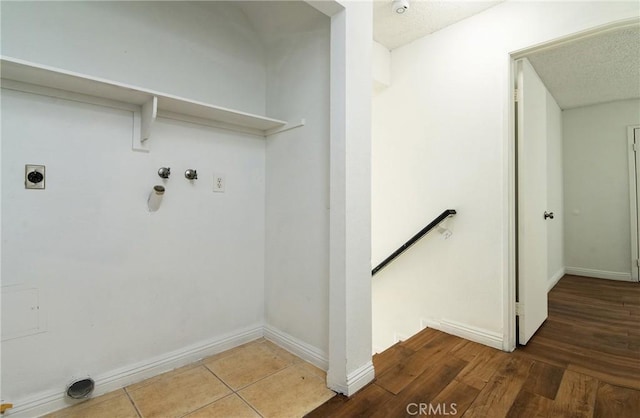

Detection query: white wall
(563, 99), (640, 280)
(1, 90), (267, 406)
(371, 1), (639, 351)
(373, 41), (391, 92)
(0, 1), (266, 114)
(262, 2), (331, 355)
(1, 1), (267, 411)
(547, 91), (564, 287)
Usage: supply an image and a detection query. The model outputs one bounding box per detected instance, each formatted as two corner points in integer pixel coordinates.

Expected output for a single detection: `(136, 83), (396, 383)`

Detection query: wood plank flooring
(517, 275), (640, 390)
(307, 275), (640, 417)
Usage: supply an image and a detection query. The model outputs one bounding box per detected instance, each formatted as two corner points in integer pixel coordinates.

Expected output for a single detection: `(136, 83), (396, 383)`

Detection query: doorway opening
(510, 19), (640, 347)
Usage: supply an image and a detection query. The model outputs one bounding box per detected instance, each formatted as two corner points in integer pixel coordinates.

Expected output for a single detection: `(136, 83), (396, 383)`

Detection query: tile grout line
(125, 362), (202, 393)
(201, 362), (239, 393)
(236, 391), (266, 418)
(174, 393), (238, 418)
(234, 361), (334, 417)
(198, 359), (282, 418)
(232, 362), (300, 417)
(201, 355), (325, 417)
(202, 352), (300, 392)
(180, 365), (238, 416)
(123, 387), (144, 418)
(234, 360), (301, 391)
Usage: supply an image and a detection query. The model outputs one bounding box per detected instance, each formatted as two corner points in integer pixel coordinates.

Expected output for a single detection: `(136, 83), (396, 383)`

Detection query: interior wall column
(313, 0), (375, 395)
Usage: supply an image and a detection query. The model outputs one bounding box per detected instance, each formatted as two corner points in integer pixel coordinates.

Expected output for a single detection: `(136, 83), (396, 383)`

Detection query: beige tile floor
(45, 339), (335, 418)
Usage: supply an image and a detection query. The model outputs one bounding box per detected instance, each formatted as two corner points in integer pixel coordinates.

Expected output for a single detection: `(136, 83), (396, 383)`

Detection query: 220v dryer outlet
(25, 165), (45, 189)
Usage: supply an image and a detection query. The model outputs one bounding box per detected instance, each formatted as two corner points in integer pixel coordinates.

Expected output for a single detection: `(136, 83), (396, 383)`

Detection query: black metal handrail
(372, 209), (457, 276)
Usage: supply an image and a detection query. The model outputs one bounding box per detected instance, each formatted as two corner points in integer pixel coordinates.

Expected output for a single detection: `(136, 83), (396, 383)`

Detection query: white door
(630, 126), (640, 281)
(516, 58), (549, 345)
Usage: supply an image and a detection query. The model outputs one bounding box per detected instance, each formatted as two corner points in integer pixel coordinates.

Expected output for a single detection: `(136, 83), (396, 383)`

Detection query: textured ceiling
(526, 25), (640, 109)
(373, 0), (504, 50)
(229, 1), (639, 110)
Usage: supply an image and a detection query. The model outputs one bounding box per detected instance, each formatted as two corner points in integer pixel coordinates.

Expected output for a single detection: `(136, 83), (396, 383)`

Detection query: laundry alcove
(0, 1), (335, 414)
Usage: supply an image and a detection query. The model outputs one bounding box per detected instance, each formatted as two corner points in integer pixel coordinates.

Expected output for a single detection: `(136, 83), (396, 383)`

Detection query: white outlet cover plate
(213, 173), (225, 193)
(25, 164), (45, 189)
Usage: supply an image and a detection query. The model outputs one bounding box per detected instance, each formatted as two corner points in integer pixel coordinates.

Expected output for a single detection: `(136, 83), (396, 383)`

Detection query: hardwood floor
(517, 275), (640, 390)
(307, 275), (640, 417)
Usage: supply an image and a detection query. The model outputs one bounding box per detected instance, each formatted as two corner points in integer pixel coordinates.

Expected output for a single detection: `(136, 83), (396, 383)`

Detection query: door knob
(544, 211), (554, 220)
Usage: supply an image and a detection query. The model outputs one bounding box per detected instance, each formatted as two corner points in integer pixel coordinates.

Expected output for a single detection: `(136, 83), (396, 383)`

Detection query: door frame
(629, 126), (640, 281)
(504, 18), (639, 351)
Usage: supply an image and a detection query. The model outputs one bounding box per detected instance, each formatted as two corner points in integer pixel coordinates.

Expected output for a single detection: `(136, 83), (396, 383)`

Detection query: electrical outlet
(213, 173), (225, 193)
(25, 165), (45, 189)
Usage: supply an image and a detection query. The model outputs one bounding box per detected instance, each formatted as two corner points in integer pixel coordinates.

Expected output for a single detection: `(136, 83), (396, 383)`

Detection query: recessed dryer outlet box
(25, 165), (45, 189)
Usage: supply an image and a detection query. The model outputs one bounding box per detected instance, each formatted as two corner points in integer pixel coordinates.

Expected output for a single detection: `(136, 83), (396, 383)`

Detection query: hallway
(517, 275), (639, 390)
(308, 275), (640, 417)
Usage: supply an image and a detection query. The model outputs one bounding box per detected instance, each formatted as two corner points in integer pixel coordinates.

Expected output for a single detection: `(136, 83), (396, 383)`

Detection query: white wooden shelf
(0, 57), (301, 151)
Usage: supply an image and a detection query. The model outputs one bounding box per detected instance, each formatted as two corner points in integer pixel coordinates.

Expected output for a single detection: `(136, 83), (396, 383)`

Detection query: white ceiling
(373, 0), (504, 50)
(526, 25), (640, 109)
(233, 1), (639, 110)
(373, 1), (639, 109)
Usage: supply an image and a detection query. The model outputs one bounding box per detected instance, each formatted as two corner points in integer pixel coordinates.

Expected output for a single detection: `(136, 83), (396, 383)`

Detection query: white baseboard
(565, 267), (632, 282)
(345, 361), (375, 396)
(420, 318), (434, 330)
(5, 325), (264, 418)
(394, 332), (410, 343)
(264, 325), (373, 396)
(263, 325), (329, 371)
(548, 267), (566, 291)
(328, 360), (375, 396)
(421, 318), (503, 350)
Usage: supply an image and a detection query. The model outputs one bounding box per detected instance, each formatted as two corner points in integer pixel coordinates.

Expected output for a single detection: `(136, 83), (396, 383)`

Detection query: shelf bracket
(265, 119), (306, 137)
(132, 96), (157, 152)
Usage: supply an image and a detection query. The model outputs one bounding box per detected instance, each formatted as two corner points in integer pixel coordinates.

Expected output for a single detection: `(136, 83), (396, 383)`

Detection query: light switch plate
(25, 165), (45, 189)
